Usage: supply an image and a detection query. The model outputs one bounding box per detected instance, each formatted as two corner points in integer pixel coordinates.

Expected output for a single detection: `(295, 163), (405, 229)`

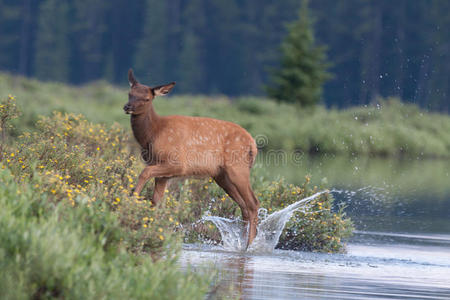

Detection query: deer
(123, 69), (260, 248)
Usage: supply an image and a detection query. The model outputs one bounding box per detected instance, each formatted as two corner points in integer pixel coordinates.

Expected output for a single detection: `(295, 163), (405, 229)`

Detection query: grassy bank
(1, 72), (449, 158)
(0, 93), (353, 297)
(0, 169), (210, 300)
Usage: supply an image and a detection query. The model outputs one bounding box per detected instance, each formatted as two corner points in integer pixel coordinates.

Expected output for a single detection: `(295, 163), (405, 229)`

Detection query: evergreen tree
(34, 0), (71, 81)
(427, 0), (450, 112)
(267, 0), (331, 106)
(70, 0), (110, 83)
(133, 0), (169, 83)
(178, 31), (203, 93)
(0, 1), (23, 72)
(177, 0), (206, 93)
(1, 0), (450, 110)
(107, 0), (145, 83)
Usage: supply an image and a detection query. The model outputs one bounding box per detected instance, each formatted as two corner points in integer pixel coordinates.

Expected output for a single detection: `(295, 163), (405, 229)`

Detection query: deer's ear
(128, 68), (138, 87)
(152, 82), (176, 96)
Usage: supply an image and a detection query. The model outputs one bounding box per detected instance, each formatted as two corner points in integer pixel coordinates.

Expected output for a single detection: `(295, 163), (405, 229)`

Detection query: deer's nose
(123, 104), (132, 113)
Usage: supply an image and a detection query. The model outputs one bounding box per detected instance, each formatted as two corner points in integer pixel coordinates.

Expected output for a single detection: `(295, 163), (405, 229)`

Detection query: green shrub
(254, 177), (354, 253)
(236, 97), (267, 115)
(0, 168), (211, 300)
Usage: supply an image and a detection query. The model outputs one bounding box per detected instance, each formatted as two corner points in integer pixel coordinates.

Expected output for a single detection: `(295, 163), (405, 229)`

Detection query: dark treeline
(0, 0), (448, 111)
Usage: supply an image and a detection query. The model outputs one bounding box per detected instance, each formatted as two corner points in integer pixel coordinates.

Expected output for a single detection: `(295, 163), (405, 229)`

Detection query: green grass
(1, 72), (449, 158)
(0, 168), (210, 300)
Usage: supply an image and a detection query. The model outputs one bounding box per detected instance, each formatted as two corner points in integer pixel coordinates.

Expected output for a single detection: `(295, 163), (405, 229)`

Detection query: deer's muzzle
(123, 104), (134, 114)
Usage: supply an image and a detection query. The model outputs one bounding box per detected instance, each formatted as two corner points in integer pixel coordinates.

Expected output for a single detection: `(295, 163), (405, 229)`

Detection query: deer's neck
(130, 104), (160, 149)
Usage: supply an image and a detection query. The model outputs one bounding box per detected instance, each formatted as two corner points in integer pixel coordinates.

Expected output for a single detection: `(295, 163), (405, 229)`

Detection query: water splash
(203, 191), (327, 253)
(201, 216), (248, 251)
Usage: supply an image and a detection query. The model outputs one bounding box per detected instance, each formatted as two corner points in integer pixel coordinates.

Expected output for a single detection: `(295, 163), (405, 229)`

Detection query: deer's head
(123, 69), (175, 115)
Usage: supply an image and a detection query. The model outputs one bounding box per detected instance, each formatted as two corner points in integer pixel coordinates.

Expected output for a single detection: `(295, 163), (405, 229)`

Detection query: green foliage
(0, 94), (20, 136)
(0, 94), (20, 160)
(254, 177), (353, 253)
(0, 1), (22, 70)
(280, 193), (353, 253)
(34, 0), (71, 81)
(267, 0), (332, 106)
(0, 168), (211, 300)
(134, 0), (168, 83)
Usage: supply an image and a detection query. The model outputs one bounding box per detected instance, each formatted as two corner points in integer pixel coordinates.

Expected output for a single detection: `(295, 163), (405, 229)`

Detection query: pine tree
(133, 0), (169, 83)
(177, 0), (206, 93)
(267, 0), (331, 107)
(34, 0), (71, 81)
(178, 32), (204, 93)
(71, 0), (110, 82)
(0, 1), (23, 71)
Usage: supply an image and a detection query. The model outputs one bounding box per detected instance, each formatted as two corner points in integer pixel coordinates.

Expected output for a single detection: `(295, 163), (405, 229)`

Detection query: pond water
(180, 156), (450, 299)
(256, 155), (450, 233)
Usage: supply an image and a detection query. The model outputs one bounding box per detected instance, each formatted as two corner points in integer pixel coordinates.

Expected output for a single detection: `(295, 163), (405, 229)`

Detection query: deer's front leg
(134, 164), (181, 196)
(152, 177), (169, 205)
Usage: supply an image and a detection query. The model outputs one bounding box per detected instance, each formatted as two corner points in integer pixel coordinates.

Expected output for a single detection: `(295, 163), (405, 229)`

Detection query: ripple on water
(180, 239), (450, 299)
(190, 190), (450, 298)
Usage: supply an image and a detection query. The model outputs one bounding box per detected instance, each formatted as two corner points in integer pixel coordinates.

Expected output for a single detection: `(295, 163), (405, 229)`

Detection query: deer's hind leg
(225, 167), (260, 247)
(214, 168), (260, 248)
(214, 172), (251, 248)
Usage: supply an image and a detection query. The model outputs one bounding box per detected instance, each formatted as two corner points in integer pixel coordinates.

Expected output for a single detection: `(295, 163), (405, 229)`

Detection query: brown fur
(124, 69), (260, 248)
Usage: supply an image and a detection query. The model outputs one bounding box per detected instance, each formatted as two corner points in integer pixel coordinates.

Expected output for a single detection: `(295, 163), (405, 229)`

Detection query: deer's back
(150, 115), (257, 176)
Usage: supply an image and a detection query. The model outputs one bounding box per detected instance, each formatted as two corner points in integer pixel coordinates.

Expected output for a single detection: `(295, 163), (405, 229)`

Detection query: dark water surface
(181, 235), (450, 299)
(255, 155), (450, 234)
(180, 156), (450, 299)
